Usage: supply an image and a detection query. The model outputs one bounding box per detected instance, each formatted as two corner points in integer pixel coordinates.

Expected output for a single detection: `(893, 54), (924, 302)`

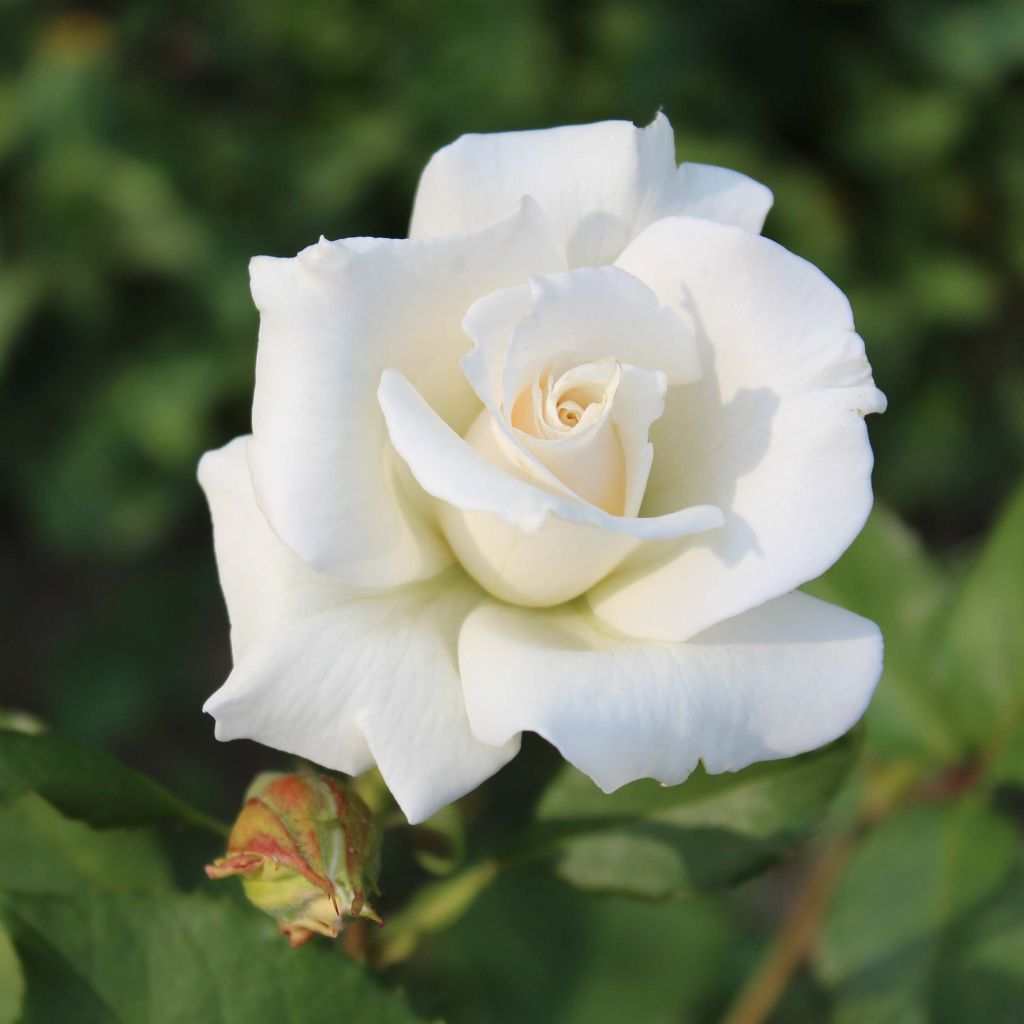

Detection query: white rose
(199, 115), (886, 824)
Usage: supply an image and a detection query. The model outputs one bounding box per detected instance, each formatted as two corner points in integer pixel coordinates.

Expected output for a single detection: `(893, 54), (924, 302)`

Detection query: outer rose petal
(249, 199), (565, 588)
(378, 369), (722, 606)
(410, 114), (772, 267)
(459, 591), (882, 793)
(587, 216), (887, 642)
(674, 162), (773, 234)
(199, 436), (518, 824)
(198, 439), (342, 665)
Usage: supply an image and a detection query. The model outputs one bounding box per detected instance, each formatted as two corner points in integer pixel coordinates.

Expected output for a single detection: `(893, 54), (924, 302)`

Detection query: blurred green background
(2, 1), (1023, 1021)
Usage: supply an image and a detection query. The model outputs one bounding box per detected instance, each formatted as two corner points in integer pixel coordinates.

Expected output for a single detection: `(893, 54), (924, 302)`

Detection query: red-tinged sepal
(206, 771), (382, 945)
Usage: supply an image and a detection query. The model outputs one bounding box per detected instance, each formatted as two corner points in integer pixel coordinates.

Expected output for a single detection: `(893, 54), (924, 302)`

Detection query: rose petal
(460, 267), (694, 515)
(198, 437), (341, 664)
(494, 361), (667, 517)
(674, 162), (773, 234)
(459, 591), (882, 792)
(508, 367), (630, 514)
(498, 268), (698, 411)
(248, 198), (565, 588)
(611, 364), (669, 515)
(199, 436), (518, 824)
(586, 216), (887, 642)
(378, 369), (722, 605)
(411, 114), (772, 267)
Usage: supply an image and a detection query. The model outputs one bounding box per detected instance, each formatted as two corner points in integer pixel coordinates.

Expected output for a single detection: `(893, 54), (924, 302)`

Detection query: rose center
(514, 358), (620, 441)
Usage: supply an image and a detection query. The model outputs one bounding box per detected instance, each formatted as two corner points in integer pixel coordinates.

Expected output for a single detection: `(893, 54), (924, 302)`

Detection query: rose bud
(206, 771), (382, 947)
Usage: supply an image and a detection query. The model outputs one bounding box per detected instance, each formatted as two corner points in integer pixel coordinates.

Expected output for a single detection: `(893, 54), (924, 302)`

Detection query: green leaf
(0, 922), (24, 1024)
(412, 803), (467, 877)
(0, 730), (225, 834)
(817, 800), (1019, 1023)
(932, 867), (1024, 1024)
(0, 264), (41, 376)
(0, 793), (170, 895)
(942, 480), (1024, 780)
(3, 887), (421, 1024)
(532, 734), (857, 899)
(404, 867), (747, 1024)
(803, 505), (959, 761)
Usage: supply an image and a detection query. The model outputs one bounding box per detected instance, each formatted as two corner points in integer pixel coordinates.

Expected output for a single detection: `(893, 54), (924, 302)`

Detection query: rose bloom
(200, 116), (886, 824)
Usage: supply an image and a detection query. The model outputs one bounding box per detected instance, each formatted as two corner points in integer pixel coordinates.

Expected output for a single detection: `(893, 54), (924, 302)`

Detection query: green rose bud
(206, 771), (381, 947)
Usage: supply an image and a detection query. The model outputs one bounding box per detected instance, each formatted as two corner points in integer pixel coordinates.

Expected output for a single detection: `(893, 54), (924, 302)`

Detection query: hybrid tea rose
(200, 116), (886, 823)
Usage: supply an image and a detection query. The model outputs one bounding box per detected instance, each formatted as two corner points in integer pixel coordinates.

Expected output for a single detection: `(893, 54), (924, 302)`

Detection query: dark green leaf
(404, 867), (746, 1024)
(941, 481), (1024, 782)
(817, 801), (1019, 1023)
(532, 734), (856, 899)
(412, 803), (466, 877)
(0, 922), (24, 1024)
(0, 730), (225, 834)
(5, 920), (111, 1024)
(3, 888), (420, 1024)
(0, 793), (170, 895)
(804, 505), (959, 761)
(933, 867), (1024, 1024)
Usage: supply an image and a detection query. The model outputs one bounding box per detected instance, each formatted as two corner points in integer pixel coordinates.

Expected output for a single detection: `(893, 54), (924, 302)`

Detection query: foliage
(534, 734), (857, 899)
(818, 802), (1022, 1023)
(0, 797), (418, 1024)
(6, 889), (418, 1024)
(0, 730), (224, 833)
(1, 0), (1022, 1021)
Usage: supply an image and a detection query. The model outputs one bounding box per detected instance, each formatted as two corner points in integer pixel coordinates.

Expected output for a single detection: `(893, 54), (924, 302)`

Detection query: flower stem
(374, 859), (500, 967)
(720, 834), (856, 1024)
(721, 757), (953, 1024)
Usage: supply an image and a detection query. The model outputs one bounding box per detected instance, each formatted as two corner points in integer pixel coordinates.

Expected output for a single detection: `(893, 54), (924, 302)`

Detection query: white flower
(200, 115), (886, 824)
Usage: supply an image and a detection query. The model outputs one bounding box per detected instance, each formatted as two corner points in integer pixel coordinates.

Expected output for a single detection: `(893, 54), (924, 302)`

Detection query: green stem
(177, 803), (231, 837)
(375, 859), (500, 967)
